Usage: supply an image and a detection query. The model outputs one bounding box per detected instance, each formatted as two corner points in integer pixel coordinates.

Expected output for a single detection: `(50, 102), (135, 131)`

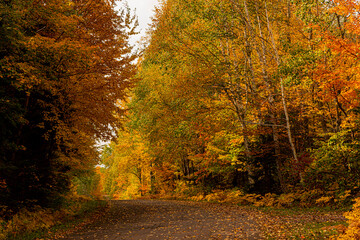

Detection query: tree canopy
(0, 0), (137, 212)
(99, 0), (360, 200)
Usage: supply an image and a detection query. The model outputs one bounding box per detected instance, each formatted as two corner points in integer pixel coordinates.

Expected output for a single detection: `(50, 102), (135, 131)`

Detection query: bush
(338, 198), (360, 239)
(277, 193), (298, 208)
(0, 195), (105, 239)
(204, 190), (228, 202)
(298, 189), (324, 207)
(254, 193), (278, 207)
(305, 131), (360, 191)
(1, 206), (60, 239)
(315, 196), (334, 206)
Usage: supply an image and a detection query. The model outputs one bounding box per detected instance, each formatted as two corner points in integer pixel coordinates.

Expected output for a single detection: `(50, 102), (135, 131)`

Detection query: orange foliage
(0, 0), (137, 210)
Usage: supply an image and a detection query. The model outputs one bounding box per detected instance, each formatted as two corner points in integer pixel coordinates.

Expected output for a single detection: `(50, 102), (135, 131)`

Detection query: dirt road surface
(59, 200), (263, 240)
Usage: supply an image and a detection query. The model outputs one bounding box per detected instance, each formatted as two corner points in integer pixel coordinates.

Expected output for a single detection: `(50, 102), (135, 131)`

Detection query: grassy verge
(255, 205), (352, 215)
(288, 221), (346, 240)
(245, 206), (348, 239)
(2, 198), (108, 240)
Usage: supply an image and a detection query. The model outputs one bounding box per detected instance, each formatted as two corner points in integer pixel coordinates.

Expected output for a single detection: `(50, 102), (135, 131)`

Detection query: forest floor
(54, 200), (346, 240)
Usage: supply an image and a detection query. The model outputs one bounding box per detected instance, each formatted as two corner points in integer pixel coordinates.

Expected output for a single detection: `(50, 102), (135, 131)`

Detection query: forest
(0, 0), (137, 238)
(103, 0), (360, 203)
(100, 0), (360, 238)
(1, 0), (360, 239)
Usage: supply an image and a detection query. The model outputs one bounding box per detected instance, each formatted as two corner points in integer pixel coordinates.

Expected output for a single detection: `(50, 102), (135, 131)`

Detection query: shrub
(315, 196), (334, 206)
(1, 206), (60, 238)
(237, 193), (262, 205)
(298, 189), (324, 207)
(277, 193), (298, 207)
(254, 193), (278, 207)
(224, 190), (245, 203)
(305, 131), (360, 192)
(204, 190), (228, 202)
(0, 194), (104, 239)
(338, 197), (360, 239)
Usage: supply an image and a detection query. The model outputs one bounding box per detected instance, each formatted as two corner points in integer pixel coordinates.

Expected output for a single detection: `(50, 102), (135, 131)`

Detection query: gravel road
(59, 200), (263, 240)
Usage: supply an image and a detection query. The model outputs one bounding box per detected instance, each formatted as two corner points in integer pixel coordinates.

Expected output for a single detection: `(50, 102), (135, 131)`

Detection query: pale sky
(123, 0), (159, 43)
(96, 0), (159, 151)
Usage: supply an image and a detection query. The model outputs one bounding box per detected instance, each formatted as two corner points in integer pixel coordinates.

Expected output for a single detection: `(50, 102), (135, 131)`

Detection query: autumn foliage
(0, 0), (136, 214)
(2, 0), (360, 238)
(100, 0), (360, 216)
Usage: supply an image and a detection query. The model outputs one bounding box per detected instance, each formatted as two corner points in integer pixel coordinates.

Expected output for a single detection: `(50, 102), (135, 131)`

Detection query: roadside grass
(249, 206), (348, 239)
(2, 199), (108, 240)
(287, 220), (346, 240)
(255, 205), (352, 215)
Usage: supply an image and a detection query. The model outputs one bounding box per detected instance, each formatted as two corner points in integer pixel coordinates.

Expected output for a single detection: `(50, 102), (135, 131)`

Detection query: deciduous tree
(0, 0), (137, 211)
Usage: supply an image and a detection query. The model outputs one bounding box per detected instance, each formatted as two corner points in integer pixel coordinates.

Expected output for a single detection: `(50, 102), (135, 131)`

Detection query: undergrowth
(0, 195), (107, 240)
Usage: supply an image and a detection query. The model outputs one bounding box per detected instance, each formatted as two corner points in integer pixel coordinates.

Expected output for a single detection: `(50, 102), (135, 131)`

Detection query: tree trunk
(264, 2), (303, 182)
